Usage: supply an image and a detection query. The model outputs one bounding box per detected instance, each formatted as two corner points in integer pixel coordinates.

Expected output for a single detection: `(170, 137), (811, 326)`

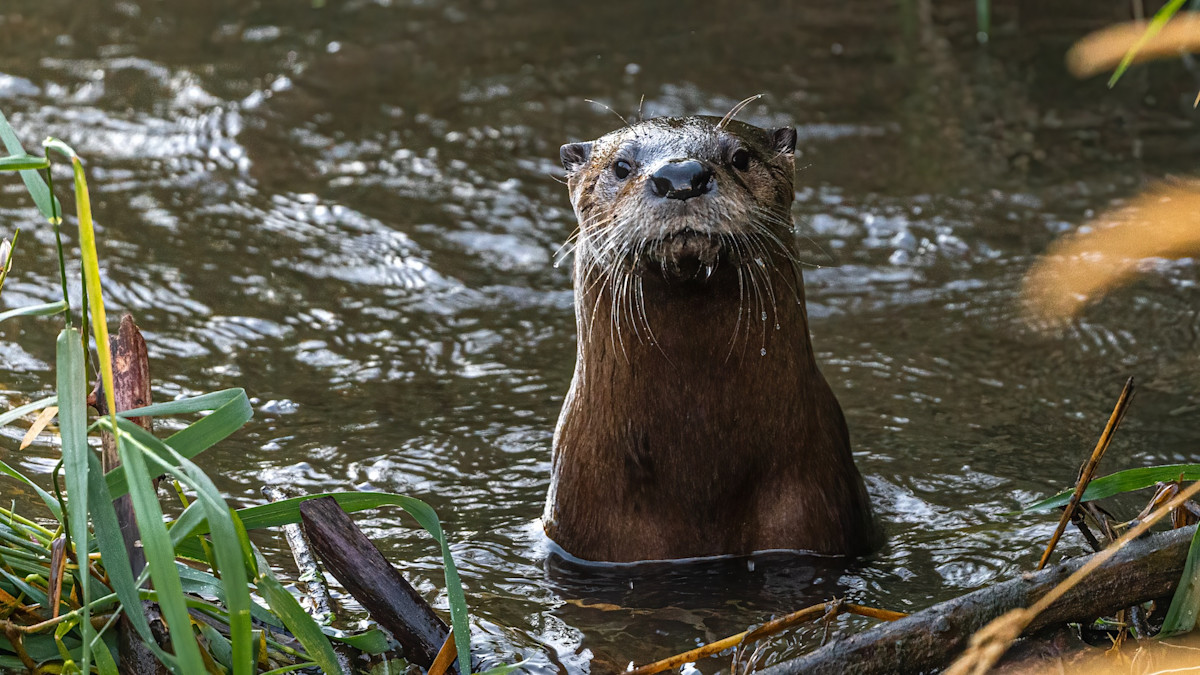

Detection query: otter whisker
(607, 268), (630, 362)
(743, 232), (780, 329)
(746, 221), (805, 305)
(717, 93), (764, 129)
(750, 206), (833, 269)
(584, 98), (633, 132)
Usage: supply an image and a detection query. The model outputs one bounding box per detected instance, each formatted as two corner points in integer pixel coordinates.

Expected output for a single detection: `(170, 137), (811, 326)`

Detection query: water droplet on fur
(760, 348), (767, 356)
(553, 261), (560, 269)
(754, 257), (765, 268)
(703, 264), (714, 280)
(747, 559), (756, 572)
(760, 311), (767, 322)
(775, 323), (781, 330)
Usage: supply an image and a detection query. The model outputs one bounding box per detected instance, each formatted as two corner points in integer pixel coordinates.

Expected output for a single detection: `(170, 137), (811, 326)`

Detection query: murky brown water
(3, 1), (1200, 672)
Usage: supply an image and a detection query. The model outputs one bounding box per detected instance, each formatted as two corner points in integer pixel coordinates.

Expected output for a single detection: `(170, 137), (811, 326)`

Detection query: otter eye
(731, 148), (750, 171)
(612, 159), (632, 180)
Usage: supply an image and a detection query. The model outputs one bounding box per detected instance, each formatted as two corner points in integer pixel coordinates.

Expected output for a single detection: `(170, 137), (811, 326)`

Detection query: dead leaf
(20, 405), (58, 450)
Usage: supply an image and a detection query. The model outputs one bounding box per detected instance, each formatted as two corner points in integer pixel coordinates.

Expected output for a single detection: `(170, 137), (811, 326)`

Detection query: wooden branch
(94, 314), (153, 577)
(92, 314), (165, 675)
(299, 496), (451, 670)
(758, 524), (1197, 675)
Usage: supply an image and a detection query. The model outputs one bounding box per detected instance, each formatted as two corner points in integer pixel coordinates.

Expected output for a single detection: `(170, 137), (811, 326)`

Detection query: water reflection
(1, 0), (1199, 672)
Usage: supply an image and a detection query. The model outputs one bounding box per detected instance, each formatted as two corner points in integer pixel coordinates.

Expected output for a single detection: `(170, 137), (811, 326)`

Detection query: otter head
(560, 117), (799, 285)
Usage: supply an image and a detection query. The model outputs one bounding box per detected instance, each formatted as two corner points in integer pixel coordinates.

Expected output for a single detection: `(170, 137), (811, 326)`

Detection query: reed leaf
(1108, 0), (1188, 86)
(104, 388), (253, 499)
(1024, 464), (1200, 511)
(0, 394), (58, 428)
(56, 328), (92, 671)
(253, 547), (343, 674)
(0, 458), (61, 518)
(1162, 525), (1200, 636)
(83, 440), (173, 666)
(0, 299), (69, 323)
(0, 154), (50, 171)
(118, 432), (207, 673)
(0, 110), (60, 222)
(234, 492), (471, 674)
(104, 417), (255, 674)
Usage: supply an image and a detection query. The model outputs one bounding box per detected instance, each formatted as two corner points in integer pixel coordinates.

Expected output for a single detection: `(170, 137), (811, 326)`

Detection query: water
(2, 0), (1200, 672)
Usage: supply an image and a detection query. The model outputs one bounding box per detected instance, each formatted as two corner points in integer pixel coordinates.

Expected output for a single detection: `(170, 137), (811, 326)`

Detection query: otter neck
(574, 260), (816, 368)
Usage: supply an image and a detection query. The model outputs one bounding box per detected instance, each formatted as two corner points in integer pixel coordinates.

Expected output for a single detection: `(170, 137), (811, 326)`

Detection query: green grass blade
(0, 458), (61, 518)
(0, 300), (69, 323)
(0, 456), (59, 514)
(84, 445), (172, 666)
(325, 628), (390, 655)
(1024, 464), (1200, 511)
(1162, 525), (1200, 636)
(92, 637), (119, 675)
(253, 548), (344, 675)
(117, 433), (207, 674)
(56, 328), (92, 672)
(1108, 0), (1188, 87)
(107, 418), (254, 674)
(0, 154), (48, 172)
(105, 389), (253, 499)
(0, 568), (48, 605)
(49, 142), (117, 430)
(0, 109), (61, 222)
(0, 394), (57, 428)
(118, 388), (248, 418)
(231, 492), (471, 674)
(0, 154), (50, 171)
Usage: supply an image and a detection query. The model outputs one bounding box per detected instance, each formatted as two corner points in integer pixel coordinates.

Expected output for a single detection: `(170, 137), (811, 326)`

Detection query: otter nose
(649, 160), (713, 201)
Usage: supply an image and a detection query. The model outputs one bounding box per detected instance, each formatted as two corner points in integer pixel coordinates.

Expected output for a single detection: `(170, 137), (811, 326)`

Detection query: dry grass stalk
(1037, 378), (1134, 570)
(427, 629), (458, 675)
(627, 600), (906, 675)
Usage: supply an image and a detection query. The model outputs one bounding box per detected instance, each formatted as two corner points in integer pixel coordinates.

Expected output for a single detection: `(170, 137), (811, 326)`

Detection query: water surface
(2, 1), (1200, 672)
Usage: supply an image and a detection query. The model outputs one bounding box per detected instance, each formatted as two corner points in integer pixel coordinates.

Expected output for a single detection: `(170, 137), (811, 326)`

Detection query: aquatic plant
(0, 109), (472, 674)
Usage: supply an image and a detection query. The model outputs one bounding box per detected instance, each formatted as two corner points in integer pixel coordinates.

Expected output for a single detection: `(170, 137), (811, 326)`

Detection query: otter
(543, 114), (876, 563)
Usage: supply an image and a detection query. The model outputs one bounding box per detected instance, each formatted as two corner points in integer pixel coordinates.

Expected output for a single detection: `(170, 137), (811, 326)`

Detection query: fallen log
(299, 496), (451, 670)
(758, 524), (1197, 675)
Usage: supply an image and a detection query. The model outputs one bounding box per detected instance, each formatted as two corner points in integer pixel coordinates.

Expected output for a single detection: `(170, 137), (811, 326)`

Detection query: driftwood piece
(299, 496), (451, 670)
(92, 314), (165, 675)
(759, 524), (1197, 675)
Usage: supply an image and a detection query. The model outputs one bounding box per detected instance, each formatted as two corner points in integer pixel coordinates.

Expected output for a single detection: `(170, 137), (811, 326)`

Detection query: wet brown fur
(545, 116), (876, 562)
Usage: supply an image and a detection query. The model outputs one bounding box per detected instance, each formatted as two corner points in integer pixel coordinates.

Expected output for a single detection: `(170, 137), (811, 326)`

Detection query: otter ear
(770, 127), (797, 156)
(560, 142), (594, 173)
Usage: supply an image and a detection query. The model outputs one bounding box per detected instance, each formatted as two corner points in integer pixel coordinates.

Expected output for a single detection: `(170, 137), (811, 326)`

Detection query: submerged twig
(262, 486), (335, 625)
(1038, 377), (1135, 570)
(627, 600), (907, 675)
